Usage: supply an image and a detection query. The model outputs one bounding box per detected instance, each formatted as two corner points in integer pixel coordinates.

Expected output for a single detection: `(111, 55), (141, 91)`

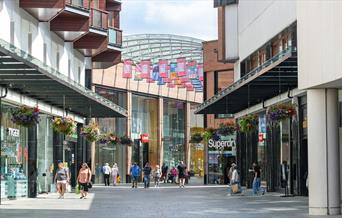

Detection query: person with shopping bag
(228, 165), (241, 196)
(77, 163), (92, 199)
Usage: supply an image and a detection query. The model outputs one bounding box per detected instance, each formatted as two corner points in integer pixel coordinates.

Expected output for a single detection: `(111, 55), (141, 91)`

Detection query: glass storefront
(163, 100), (185, 168)
(0, 103), (28, 199)
(131, 94), (158, 168)
(95, 87), (127, 184)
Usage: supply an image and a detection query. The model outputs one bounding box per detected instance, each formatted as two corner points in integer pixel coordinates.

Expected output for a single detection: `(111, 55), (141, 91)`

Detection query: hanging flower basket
(11, 105), (40, 127)
(267, 103), (296, 122)
(202, 128), (215, 144)
(190, 133), (203, 143)
(98, 133), (119, 145)
(216, 122), (236, 136)
(238, 114), (258, 133)
(120, 135), (132, 146)
(52, 117), (76, 136)
(81, 122), (100, 142)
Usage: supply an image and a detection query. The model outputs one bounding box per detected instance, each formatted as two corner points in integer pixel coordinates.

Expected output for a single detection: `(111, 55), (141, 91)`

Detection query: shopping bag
(75, 184), (80, 194)
(66, 184), (71, 193)
(117, 176), (121, 184)
(231, 184), (239, 193)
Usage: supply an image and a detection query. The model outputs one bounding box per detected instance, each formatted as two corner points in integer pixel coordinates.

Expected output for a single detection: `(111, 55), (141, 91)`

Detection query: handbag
(231, 183), (239, 193)
(87, 182), (93, 189)
(75, 184), (80, 194)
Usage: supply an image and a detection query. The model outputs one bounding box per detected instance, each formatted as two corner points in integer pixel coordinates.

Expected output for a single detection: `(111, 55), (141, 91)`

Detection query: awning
(0, 38), (127, 118)
(196, 47), (297, 114)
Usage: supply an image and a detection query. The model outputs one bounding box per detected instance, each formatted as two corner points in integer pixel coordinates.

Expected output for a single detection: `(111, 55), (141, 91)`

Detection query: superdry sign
(140, 134), (149, 143)
(208, 139), (235, 149)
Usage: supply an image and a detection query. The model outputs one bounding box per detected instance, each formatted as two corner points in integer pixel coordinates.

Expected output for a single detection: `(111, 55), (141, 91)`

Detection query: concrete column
(185, 102), (191, 170)
(158, 97), (164, 166)
(126, 91), (132, 182)
(308, 89), (341, 215)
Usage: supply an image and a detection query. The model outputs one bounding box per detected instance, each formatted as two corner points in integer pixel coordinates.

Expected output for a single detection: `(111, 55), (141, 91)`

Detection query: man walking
(143, 162), (152, 188)
(161, 162), (168, 183)
(102, 163), (111, 186)
(131, 163), (140, 188)
(177, 161), (187, 188)
(251, 162), (265, 195)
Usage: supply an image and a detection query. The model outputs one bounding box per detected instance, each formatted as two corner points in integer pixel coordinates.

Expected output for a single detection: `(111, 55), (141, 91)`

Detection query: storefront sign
(208, 139), (235, 150)
(140, 134), (149, 143)
(258, 133), (264, 142)
(8, 128), (20, 137)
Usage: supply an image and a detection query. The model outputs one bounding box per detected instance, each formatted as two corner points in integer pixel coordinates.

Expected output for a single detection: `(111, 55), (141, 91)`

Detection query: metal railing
(65, 0), (89, 9)
(196, 46), (296, 112)
(91, 8), (108, 30)
(108, 27), (122, 47)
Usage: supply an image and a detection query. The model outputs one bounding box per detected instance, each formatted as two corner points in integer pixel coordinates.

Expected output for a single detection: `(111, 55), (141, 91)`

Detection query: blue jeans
(253, 178), (262, 194)
(144, 175), (150, 188)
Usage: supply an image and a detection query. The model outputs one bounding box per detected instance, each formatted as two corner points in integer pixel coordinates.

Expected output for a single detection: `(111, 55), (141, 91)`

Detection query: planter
(98, 133), (119, 145)
(216, 122), (235, 136)
(120, 135), (132, 146)
(81, 122), (100, 142)
(190, 133), (203, 143)
(238, 114), (258, 133)
(51, 117), (76, 136)
(11, 105), (40, 127)
(267, 103), (296, 123)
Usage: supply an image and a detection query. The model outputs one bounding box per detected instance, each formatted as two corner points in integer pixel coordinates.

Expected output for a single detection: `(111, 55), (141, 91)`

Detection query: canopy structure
(0, 38), (127, 118)
(196, 47), (297, 115)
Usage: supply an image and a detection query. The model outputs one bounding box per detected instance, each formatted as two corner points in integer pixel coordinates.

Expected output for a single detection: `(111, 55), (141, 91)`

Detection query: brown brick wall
(203, 40), (234, 129)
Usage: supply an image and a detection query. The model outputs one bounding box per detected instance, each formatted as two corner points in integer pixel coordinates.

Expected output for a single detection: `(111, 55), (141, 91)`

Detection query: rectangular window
(43, 43), (47, 65)
(10, 21), (14, 45)
(28, 33), (32, 55)
(56, 52), (60, 71)
(214, 71), (234, 118)
(78, 66), (81, 83)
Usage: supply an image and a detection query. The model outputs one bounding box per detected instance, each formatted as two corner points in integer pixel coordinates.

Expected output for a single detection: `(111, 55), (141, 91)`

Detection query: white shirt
(103, 165), (111, 175)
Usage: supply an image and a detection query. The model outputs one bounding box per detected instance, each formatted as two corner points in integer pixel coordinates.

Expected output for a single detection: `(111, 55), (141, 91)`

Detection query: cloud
(121, 0), (217, 41)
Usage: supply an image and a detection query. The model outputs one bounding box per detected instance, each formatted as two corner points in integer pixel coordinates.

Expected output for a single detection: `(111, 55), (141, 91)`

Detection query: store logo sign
(8, 128), (20, 137)
(208, 139), (235, 149)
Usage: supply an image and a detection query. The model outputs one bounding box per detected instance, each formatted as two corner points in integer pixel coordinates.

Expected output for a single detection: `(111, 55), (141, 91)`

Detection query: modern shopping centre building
(0, 0), (125, 200)
(92, 34), (204, 183)
(197, 0), (342, 215)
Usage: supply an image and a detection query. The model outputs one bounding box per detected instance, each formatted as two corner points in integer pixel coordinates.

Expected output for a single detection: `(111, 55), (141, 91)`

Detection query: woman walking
(111, 163), (119, 186)
(143, 162), (152, 188)
(77, 163), (92, 199)
(54, 161), (69, 199)
(154, 165), (161, 188)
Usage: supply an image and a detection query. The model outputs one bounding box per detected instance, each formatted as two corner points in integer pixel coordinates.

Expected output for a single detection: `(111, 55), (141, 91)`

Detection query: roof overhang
(0, 39), (127, 118)
(196, 47), (297, 115)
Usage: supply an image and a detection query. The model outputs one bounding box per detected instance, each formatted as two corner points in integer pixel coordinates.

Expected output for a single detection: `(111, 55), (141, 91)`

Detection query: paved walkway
(0, 184), (339, 218)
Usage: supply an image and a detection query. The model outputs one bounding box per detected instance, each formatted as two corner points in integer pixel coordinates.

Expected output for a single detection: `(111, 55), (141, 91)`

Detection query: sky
(121, 0), (218, 41)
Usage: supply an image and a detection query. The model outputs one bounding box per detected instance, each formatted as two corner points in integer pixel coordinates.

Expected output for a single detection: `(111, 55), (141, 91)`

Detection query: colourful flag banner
(163, 78), (171, 83)
(177, 58), (186, 77)
(146, 78), (155, 83)
(123, 59), (133, 78)
(151, 64), (159, 81)
(180, 77), (189, 83)
(185, 82), (193, 89)
(195, 88), (203, 92)
(167, 83), (175, 88)
(197, 63), (204, 81)
(170, 63), (178, 80)
(188, 61), (198, 80)
(140, 60), (151, 79)
(159, 59), (168, 78)
(178, 84), (185, 88)
(134, 64), (143, 81)
(175, 79), (182, 85)
(186, 87), (194, 91)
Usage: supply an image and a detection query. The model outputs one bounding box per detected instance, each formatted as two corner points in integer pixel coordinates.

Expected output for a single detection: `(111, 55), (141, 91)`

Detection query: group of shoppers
(130, 161), (188, 188)
(54, 161), (92, 199)
(227, 162), (265, 196)
(102, 163), (120, 186)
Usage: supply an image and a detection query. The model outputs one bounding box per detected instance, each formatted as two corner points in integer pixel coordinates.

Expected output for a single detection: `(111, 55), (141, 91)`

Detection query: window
(10, 21), (14, 45)
(43, 43), (47, 65)
(28, 33), (32, 55)
(214, 71), (233, 118)
(56, 52), (60, 71)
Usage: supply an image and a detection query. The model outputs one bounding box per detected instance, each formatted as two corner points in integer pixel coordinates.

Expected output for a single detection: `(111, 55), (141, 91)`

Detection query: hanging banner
(167, 83), (175, 88)
(177, 58), (186, 77)
(185, 82), (193, 89)
(188, 61), (198, 80)
(123, 59), (133, 78)
(151, 64), (159, 81)
(175, 79), (182, 85)
(146, 78), (155, 83)
(140, 60), (151, 79)
(159, 59), (168, 78)
(180, 77), (189, 83)
(157, 75), (165, 85)
(134, 64), (143, 81)
(170, 63), (178, 80)
(164, 77), (171, 83)
(197, 63), (204, 81)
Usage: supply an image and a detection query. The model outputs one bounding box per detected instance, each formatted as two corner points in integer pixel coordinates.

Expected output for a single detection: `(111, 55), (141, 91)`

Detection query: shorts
(57, 180), (67, 184)
(132, 176), (139, 182)
(79, 183), (89, 192)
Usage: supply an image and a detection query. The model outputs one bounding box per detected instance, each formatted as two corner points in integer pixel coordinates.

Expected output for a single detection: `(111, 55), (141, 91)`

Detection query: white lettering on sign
(8, 128), (20, 137)
(208, 139), (235, 150)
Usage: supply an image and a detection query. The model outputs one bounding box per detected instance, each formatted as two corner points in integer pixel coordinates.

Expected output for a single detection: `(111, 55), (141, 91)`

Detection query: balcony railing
(108, 28), (122, 47)
(91, 8), (108, 30)
(65, 0), (89, 9)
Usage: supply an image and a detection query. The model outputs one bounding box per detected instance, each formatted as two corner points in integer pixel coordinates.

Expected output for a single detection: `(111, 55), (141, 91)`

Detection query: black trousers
(104, 174), (110, 186)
